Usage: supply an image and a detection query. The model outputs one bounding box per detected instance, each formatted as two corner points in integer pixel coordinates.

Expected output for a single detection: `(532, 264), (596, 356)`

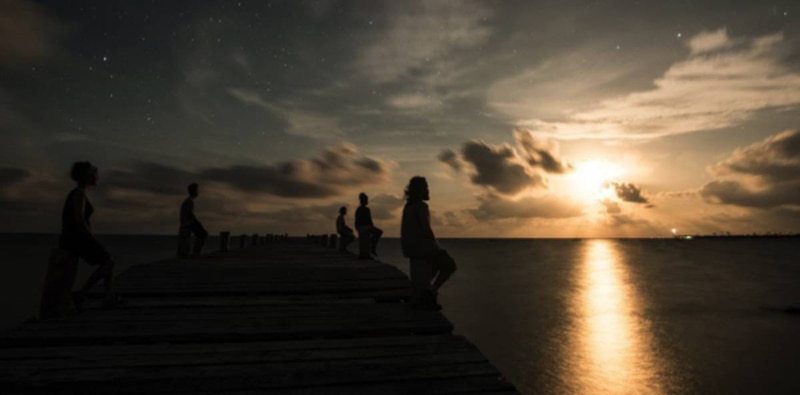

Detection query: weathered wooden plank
(0, 357), (501, 394)
(0, 340), (478, 372)
(0, 335), (470, 360)
(0, 242), (518, 394)
(0, 307), (454, 347)
(185, 376), (517, 395)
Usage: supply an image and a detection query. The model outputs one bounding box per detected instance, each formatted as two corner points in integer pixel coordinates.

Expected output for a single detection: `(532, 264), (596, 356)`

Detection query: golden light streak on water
(569, 239), (666, 394)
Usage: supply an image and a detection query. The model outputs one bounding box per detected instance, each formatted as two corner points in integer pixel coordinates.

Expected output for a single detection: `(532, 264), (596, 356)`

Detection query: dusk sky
(1, 0), (798, 237)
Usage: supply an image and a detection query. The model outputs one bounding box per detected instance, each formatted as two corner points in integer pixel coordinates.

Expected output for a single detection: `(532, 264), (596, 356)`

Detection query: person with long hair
(400, 176), (456, 310)
(60, 161), (123, 310)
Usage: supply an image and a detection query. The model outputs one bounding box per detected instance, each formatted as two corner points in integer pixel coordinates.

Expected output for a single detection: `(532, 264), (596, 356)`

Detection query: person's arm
(366, 207), (374, 227)
(336, 216), (344, 233)
(187, 199), (200, 226)
(72, 190), (93, 239)
(418, 204), (436, 243)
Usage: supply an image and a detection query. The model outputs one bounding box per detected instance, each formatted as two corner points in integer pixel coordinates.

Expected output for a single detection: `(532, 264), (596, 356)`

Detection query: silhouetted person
(61, 162), (123, 310)
(401, 176), (456, 310)
(336, 206), (355, 251)
(179, 183), (208, 258)
(355, 192), (383, 258)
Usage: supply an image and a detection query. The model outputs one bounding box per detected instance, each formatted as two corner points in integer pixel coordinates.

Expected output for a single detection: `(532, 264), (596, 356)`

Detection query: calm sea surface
(2, 235), (799, 394)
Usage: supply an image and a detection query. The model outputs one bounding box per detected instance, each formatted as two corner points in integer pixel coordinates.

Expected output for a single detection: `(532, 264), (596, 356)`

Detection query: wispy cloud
(204, 143), (390, 198)
(509, 29), (800, 139)
(228, 88), (343, 139)
(355, 0), (492, 84)
(469, 193), (582, 221)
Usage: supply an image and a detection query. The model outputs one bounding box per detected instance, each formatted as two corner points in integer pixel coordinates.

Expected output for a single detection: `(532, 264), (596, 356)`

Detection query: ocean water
(2, 235), (799, 394)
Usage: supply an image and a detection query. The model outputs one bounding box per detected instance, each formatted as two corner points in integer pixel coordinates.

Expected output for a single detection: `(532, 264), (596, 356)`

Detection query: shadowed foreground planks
(0, 240), (517, 394)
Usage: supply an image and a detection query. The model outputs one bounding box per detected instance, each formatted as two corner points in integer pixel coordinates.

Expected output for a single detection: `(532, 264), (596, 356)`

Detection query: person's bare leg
(79, 261), (111, 293)
(102, 260), (115, 300)
(409, 258), (433, 306)
(431, 269), (453, 292)
(73, 260), (113, 309)
(371, 228), (383, 256)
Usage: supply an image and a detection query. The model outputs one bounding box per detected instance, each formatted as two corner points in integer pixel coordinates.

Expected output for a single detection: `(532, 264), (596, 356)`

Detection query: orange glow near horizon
(569, 240), (668, 394)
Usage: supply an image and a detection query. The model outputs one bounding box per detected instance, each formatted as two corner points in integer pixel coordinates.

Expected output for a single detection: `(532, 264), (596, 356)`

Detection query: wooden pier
(0, 239), (517, 394)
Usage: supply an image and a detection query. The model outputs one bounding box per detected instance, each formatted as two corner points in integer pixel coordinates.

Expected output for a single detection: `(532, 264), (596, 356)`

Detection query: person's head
(358, 192), (368, 206)
(339, 206), (347, 215)
(70, 161), (98, 187)
(188, 183), (199, 198)
(405, 176), (429, 202)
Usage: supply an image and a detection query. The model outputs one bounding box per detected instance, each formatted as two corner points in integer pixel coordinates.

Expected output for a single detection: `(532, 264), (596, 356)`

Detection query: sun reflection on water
(569, 239), (666, 394)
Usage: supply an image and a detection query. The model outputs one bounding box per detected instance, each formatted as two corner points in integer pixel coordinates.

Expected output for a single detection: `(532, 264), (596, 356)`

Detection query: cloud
(387, 94), (436, 110)
(700, 130), (800, 208)
(513, 130), (572, 173)
(437, 149), (462, 171)
(602, 199), (622, 214)
(607, 181), (649, 204)
(104, 161), (198, 196)
(203, 143), (390, 198)
(0, 0), (67, 67)
(606, 213), (649, 228)
(461, 141), (544, 195)
(0, 167), (30, 188)
(688, 29), (734, 54)
(228, 88), (343, 139)
(711, 129), (800, 183)
(468, 193), (583, 221)
(366, 193), (404, 220)
(442, 131), (572, 194)
(355, 0), (491, 83)
(513, 29), (800, 139)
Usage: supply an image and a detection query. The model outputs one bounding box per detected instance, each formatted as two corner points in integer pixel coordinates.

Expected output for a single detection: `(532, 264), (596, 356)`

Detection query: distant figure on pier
(401, 176), (456, 310)
(336, 206), (356, 251)
(60, 162), (124, 310)
(178, 183), (208, 258)
(355, 192), (383, 258)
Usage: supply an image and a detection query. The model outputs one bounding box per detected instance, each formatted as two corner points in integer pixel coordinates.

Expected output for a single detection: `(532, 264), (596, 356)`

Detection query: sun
(567, 159), (626, 202)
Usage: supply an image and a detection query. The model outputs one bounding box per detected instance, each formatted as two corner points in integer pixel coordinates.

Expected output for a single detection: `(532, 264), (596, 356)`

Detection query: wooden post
(358, 231), (371, 259)
(328, 234), (338, 249)
(240, 235), (246, 249)
(252, 234), (259, 246)
(39, 249), (79, 319)
(219, 231), (230, 252)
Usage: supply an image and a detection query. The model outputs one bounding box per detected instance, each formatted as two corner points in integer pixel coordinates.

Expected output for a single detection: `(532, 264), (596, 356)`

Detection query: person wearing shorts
(60, 161), (123, 310)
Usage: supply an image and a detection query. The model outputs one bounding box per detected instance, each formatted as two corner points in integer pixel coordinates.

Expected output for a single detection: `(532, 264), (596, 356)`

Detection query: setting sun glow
(568, 160), (626, 202)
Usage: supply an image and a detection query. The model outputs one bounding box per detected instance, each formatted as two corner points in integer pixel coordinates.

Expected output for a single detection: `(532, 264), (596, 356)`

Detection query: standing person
(336, 206), (355, 251)
(179, 183), (208, 258)
(400, 176), (456, 310)
(355, 192), (383, 257)
(61, 162), (123, 310)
